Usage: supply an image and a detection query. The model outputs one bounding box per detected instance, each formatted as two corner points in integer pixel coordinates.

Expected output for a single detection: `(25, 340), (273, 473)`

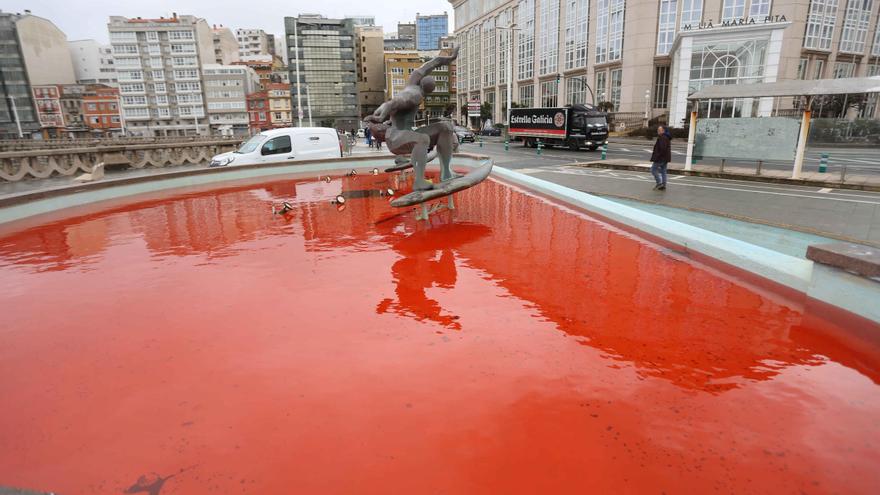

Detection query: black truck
(509, 104), (609, 151)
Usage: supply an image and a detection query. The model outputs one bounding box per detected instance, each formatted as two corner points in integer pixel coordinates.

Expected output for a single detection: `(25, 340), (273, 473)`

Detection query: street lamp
(644, 89), (651, 119)
(496, 24), (521, 130)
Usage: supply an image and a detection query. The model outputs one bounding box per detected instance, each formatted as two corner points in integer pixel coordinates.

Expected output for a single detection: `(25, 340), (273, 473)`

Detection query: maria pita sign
(682, 14), (787, 31)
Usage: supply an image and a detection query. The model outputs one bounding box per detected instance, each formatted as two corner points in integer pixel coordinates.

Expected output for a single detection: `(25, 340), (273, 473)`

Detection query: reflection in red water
(0, 173), (878, 495)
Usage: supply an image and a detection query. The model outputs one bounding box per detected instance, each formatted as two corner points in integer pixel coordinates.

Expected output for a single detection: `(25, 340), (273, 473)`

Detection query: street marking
(818, 188), (833, 193)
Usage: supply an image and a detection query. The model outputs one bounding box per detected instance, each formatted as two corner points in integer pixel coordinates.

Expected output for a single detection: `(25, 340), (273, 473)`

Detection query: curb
(571, 160), (880, 192)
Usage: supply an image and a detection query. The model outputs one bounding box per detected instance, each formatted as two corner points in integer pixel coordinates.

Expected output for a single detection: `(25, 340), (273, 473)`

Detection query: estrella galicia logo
(553, 112), (565, 128)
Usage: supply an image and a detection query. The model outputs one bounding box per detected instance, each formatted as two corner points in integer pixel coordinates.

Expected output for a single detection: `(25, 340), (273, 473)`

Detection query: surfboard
(390, 161), (493, 208)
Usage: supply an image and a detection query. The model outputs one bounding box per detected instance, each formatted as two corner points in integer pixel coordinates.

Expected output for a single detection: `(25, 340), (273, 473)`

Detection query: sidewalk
(573, 158), (880, 191)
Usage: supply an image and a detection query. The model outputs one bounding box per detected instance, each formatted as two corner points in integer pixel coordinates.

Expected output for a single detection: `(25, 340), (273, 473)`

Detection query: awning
(688, 76), (880, 100)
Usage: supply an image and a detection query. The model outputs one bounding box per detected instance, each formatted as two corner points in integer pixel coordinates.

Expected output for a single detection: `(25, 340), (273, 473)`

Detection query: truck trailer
(509, 104), (609, 151)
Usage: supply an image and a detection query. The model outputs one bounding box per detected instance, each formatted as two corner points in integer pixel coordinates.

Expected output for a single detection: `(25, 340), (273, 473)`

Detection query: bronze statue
(365, 47), (460, 191)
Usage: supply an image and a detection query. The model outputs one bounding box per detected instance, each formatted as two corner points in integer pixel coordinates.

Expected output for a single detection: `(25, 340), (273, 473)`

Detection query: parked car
(210, 127), (343, 167)
(455, 126), (475, 143)
(480, 126), (501, 136)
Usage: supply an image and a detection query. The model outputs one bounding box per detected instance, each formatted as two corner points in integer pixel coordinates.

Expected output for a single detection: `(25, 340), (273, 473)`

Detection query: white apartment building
(236, 28), (270, 57)
(108, 14), (215, 136)
(202, 64), (259, 136)
(68, 39), (118, 87)
(452, 0), (880, 126)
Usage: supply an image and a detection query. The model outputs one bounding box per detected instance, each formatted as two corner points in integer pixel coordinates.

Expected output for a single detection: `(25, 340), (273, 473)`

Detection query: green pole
(504, 139), (509, 151)
(601, 142), (607, 160)
(819, 153), (828, 173)
(479, 135), (483, 148)
(537, 139), (542, 156)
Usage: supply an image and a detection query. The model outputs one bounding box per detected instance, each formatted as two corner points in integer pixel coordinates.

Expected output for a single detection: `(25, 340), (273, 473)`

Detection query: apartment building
(82, 85), (123, 135)
(212, 26), (241, 65)
(247, 91), (271, 132)
(416, 13), (450, 49)
(354, 25), (386, 117)
(31, 85), (65, 136)
(385, 51), (455, 122)
(451, 0), (880, 126)
(0, 11), (39, 137)
(266, 82), (293, 128)
(69, 40), (118, 87)
(285, 15), (359, 130)
(108, 14), (215, 137)
(202, 64), (259, 136)
(236, 28), (270, 57)
(234, 55), (288, 88)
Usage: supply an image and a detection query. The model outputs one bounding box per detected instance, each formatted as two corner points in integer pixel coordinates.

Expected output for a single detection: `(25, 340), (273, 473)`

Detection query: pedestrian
(365, 127), (372, 148)
(650, 125), (672, 190)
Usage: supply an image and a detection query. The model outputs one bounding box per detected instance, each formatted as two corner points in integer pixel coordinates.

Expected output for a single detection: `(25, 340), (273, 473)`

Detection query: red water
(1, 172), (879, 495)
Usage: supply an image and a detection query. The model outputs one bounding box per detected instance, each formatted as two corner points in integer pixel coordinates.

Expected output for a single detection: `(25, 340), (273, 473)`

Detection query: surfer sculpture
(365, 46), (492, 219)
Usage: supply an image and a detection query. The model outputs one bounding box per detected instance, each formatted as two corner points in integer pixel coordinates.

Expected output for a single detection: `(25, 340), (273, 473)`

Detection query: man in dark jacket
(650, 126), (672, 190)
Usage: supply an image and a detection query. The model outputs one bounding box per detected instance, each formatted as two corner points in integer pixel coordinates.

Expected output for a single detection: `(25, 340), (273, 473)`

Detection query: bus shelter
(685, 77), (880, 179)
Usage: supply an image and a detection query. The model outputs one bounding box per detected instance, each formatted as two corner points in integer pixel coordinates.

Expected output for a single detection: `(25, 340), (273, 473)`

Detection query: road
(468, 138), (879, 178)
(460, 140), (880, 245)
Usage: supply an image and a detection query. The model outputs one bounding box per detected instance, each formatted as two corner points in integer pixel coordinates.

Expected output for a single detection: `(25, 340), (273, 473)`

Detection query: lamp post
(496, 24), (521, 131)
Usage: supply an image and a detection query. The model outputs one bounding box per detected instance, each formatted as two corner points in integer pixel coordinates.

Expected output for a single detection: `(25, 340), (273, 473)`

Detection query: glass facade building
(0, 13), (40, 138)
(285, 16), (359, 131)
(416, 14), (450, 50)
(451, 0), (880, 124)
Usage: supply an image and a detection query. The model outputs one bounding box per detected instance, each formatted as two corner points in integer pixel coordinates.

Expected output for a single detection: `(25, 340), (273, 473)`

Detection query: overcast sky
(3, 0), (454, 43)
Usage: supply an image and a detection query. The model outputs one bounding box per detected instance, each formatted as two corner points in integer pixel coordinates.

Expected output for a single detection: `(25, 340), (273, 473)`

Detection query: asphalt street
(460, 141), (880, 245)
(467, 138), (879, 178)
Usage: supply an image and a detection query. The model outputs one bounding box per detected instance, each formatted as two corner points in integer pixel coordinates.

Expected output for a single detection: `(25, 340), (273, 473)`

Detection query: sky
(3, 0), (454, 43)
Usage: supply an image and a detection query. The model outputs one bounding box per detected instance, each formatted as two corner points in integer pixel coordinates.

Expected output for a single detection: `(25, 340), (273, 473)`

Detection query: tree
(480, 102), (493, 124)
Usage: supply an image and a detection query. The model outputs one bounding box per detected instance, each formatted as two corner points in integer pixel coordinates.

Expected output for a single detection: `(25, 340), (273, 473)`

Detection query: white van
(210, 127), (342, 167)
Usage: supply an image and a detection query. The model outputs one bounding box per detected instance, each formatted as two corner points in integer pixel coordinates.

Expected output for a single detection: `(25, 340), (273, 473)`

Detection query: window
(804, 0), (839, 50)
(566, 77), (588, 104)
(169, 30), (194, 40)
(538, 0), (560, 75)
(120, 83), (145, 93)
(869, 64), (880, 76)
(839, 0), (872, 53)
(540, 80), (558, 107)
(874, 16), (880, 56)
(680, 0), (702, 29)
(174, 69), (199, 79)
(595, 71), (607, 102)
(110, 31), (136, 42)
(610, 69), (622, 110)
(87, 103), (97, 111)
(171, 44), (197, 54)
(150, 70), (165, 81)
(275, 112), (282, 119)
(749, 0), (772, 17)
(721, 0), (745, 21)
(563, 0), (589, 70)
(833, 61), (856, 78)
(469, 26), (481, 88)
(483, 19), (496, 86)
(797, 58), (808, 79)
(813, 59), (825, 78)
(657, 0), (677, 55)
(518, 0), (535, 80)
(112, 44), (138, 55)
(391, 67), (404, 75)
(653, 66), (670, 108)
(154, 83), (166, 93)
(519, 84), (534, 107)
(89, 116), (100, 124)
(596, 0), (625, 63)
(261, 135), (292, 155)
(146, 31), (159, 42)
(118, 70), (144, 81)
